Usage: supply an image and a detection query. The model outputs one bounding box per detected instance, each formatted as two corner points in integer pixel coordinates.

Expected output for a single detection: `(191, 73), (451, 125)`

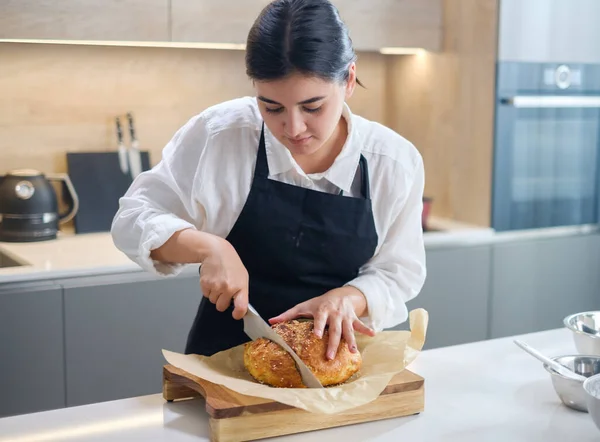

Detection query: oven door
(492, 95), (600, 231)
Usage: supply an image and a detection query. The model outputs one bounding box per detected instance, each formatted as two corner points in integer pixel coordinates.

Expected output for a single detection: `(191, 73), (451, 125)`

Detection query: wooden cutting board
(163, 364), (424, 442)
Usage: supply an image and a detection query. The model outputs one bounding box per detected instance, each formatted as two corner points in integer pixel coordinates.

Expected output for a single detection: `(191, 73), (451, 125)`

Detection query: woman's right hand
(200, 236), (249, 320)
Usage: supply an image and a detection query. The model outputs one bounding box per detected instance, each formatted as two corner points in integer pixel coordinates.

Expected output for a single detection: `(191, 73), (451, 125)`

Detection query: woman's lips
(287, 136), (312, 146)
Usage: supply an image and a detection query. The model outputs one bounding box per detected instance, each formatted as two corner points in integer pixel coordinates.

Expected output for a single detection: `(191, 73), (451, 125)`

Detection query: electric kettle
(0, 169), (79, 242)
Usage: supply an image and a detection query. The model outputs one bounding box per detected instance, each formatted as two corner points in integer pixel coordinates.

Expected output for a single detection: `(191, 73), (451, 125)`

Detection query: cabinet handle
(501, 95), (600, 108)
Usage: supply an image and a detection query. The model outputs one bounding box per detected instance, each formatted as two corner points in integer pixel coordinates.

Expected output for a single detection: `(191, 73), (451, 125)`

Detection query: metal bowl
(564, 312), (600, 356)
(543, 355), (600, 412)
(583, 374), (600, 431)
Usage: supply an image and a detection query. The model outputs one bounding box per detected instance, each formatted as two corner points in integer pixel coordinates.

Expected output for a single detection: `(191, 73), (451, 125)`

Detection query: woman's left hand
(269, 286), (376, 360)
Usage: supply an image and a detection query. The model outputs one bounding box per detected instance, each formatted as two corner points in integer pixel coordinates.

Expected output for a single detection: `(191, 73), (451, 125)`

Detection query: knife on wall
(243, 304), (323, 388)
(115, 117), (129, 175)
(126, 112), (143, 180)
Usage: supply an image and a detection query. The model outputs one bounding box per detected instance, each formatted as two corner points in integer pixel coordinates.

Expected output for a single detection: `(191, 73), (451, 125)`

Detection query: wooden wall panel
(386, 0), (498, 227)
(0, 43), (387, 175)
(0, 0), (169, 41)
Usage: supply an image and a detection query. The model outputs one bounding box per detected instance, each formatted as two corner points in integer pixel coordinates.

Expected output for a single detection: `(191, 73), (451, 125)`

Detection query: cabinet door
(490, 234), (600, 339)
(332, 0), (442, 51)
(63, 273), (201, 407)
(0, 283), (65, 418)
(0, 0), (169, 41)
(171, 0), (270, 44)
(395, 245), (492, 350)
(171, 0), (442, 52)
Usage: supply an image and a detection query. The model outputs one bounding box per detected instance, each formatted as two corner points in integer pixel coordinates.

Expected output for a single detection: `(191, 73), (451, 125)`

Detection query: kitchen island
(0, 327), (596, 442)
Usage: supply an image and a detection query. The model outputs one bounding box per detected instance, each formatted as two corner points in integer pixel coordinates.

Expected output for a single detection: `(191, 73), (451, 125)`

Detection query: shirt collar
(263, 103), (362, 193)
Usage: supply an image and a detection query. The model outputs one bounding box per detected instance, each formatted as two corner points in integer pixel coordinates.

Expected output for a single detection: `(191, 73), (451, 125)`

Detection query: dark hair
(245, 0), (363, 87)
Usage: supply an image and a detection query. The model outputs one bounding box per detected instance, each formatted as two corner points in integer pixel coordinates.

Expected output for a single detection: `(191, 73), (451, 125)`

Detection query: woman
(111, 0), (426, 360)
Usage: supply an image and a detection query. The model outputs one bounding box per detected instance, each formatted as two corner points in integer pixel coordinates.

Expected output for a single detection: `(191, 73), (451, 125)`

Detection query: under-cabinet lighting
(379, 47), (425, 55)
(0, 39), (426, 55)
(0, 39), (246, 50)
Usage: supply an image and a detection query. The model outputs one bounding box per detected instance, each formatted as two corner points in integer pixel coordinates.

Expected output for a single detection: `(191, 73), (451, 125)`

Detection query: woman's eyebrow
(257, 96), (326, 105)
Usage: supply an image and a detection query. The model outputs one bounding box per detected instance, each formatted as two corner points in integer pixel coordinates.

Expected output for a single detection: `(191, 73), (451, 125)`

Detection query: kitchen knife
(126, 112), (143, 180)
(243, 304), (323, 388)
(115, 117), (129, 175)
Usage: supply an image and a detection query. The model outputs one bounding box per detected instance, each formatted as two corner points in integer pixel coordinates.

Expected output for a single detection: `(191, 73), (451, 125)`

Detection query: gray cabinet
(490, 234), (600, 339)
(62, 273), (200, 407)
(0, 282), (65, 418)
(0, 0), (169, 41)
(398, 245), (492, 350)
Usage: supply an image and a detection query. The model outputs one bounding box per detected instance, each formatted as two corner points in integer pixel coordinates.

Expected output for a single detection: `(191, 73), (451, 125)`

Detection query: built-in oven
(492, 63), (600, 231)
(492, 0), (600, 231)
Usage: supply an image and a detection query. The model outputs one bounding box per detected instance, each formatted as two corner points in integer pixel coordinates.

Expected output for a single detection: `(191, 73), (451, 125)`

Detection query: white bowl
(564, 312), (600, 356)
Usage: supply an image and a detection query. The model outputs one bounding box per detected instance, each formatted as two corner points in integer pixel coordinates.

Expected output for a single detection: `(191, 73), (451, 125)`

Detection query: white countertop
(0, 217), (493, 284)
(0, 328), (596, 442)
(0, 231), (140, 283)
(1, 217), (597, 284)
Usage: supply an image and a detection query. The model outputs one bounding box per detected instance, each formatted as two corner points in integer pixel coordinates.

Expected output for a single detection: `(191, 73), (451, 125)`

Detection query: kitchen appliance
(243, 304), (323, 388)
(162, 364), (424, 441)
(492, 0), (600, 231)
(0, 169), (79, 242)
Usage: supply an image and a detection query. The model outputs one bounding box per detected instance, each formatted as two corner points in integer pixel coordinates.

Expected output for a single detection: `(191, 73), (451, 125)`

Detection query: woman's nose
(284, 111), (307, 138)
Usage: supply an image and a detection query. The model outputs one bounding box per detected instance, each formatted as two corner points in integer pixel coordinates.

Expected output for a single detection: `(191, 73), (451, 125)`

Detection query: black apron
(185, 124), (379, 356)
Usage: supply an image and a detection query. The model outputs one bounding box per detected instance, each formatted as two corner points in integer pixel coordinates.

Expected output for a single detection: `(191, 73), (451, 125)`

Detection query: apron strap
(254, 123), (269, 179)
(339, 155), (370, 200)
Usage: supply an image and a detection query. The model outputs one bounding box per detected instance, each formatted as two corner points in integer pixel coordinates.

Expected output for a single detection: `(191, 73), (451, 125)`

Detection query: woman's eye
(265, 107), (284, 114)
(303, 106), (322, 114)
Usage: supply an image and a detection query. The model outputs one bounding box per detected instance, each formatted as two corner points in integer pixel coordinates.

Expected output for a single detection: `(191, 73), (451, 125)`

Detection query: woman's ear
(345, 63), (357, 99)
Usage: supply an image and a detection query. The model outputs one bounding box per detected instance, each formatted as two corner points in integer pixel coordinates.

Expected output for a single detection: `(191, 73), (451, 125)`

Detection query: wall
(0, 43), (387, 174)
(385, 0), (498, 227)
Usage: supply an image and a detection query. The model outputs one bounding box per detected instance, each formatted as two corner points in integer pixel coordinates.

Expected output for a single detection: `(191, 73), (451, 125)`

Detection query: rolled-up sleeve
(111, 115), (208, 277)
(345, 154), (427, 332)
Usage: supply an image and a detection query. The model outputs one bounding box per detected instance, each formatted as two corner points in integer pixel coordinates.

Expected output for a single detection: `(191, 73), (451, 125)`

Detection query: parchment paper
(162, 308), (428, 414)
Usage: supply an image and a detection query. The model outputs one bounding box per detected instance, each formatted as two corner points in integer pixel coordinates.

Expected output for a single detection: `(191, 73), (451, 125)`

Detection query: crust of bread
(243, 320), (362, 388)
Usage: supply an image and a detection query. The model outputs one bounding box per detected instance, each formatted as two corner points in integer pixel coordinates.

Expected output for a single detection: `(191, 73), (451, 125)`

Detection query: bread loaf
(243, 319), (361, 388)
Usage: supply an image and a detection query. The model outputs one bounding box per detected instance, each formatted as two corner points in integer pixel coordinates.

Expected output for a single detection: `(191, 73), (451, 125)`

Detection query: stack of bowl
(556, 311), (600, 431)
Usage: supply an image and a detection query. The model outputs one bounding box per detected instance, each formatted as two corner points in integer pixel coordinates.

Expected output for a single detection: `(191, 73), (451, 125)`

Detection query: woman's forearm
(150, 228), (221, 264)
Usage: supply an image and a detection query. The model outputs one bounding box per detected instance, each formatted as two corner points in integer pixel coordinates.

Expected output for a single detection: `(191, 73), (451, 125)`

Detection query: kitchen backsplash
(0, 43), (389, 174)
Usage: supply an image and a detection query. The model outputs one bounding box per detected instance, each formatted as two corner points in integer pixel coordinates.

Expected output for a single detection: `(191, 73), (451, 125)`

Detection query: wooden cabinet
(0, 0), (169, 41)
(171, 0), (271, 45)
(332, 0), (442, 51)
(490, 234), (600, 339)
(168, 0), (442, 51)
(1, 0), (442, 51)
(61, 273), (200, 407)
(396, 245), (492, 350)
(0, 282), (66, 418)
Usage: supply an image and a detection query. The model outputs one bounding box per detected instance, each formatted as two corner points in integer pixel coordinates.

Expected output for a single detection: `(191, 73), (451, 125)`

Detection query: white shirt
(111, 97), (426, 332)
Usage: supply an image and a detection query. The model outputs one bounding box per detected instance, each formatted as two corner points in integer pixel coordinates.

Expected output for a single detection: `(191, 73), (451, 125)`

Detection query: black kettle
(0, 169), (79, 242)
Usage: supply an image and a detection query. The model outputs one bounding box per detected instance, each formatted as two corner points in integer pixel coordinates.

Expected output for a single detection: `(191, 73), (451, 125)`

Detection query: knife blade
(243, 304), (323, 388)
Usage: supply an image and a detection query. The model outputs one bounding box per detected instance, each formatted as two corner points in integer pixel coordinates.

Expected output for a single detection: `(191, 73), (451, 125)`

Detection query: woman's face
(254, 65), (356, 157)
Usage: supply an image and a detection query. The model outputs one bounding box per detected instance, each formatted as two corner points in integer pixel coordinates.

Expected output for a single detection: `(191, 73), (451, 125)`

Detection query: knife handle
(126, 112), (137, 143)
(115, 117), (124, 143)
